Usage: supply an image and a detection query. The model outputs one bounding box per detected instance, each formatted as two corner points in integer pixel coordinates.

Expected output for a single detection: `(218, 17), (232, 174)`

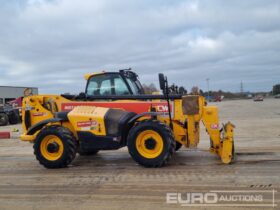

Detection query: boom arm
(181, 95), (235, 164)
(202, 106), (235, 164)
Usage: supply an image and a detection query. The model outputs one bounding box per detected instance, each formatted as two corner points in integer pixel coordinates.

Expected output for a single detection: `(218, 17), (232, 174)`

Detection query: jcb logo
(156, 105), (169, 112)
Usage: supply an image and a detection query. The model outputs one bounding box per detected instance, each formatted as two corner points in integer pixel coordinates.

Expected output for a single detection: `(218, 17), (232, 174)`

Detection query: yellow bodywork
(21, 91), (235, 164)
(21, 95), (73, 141)
(84, 71), (106, 80)
(68, 106), (107, 136)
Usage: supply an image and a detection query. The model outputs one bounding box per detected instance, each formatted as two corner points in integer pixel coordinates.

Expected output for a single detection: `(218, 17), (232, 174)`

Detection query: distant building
(0, 86), (38, 105)
(273, 84), (280, 95)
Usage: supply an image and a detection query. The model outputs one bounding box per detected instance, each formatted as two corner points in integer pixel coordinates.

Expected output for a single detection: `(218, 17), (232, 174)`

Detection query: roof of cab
(84, 69), (134, 80)
(84, 71), (107, 80)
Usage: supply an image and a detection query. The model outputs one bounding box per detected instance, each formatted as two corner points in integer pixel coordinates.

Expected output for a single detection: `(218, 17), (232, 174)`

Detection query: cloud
(0, 0), (279, 93)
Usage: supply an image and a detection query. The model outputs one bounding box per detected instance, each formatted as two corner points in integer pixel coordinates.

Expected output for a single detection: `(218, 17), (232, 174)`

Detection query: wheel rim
(40, 135), (64, 161)
(135, 130), (164, 159)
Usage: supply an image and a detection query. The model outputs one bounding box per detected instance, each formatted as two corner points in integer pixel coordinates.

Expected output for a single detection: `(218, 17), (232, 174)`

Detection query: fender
(26, 118), (62, 135)
(128, 112), (165, 124)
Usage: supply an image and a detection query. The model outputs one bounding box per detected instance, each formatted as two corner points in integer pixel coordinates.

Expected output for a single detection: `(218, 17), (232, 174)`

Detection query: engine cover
(68, 106), (108, 135)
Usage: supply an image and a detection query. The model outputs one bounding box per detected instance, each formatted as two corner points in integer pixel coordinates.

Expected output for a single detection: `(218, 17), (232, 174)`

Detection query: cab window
(114, 77), (130, 95)
(100, 79), (111, 95)
(126, 78), (139, 94)
(86, 74), (130, 96)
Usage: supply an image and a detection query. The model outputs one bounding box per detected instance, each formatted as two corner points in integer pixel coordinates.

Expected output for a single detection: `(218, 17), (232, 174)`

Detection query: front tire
(127, 120), (175, 167)
(34, 126), (77, 168)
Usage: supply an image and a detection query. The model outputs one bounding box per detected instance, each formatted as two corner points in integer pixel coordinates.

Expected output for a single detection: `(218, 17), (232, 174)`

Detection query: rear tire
(0, 113), (8, 126)
(127, 120), (175, 167)
(34, 126), (77, 168)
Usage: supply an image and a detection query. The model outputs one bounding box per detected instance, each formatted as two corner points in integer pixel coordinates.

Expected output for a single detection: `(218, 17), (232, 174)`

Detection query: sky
(0, 0), (279, 94)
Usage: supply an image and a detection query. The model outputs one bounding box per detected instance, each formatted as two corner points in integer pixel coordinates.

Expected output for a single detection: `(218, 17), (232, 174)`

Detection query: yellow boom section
(179, 95), (235, 164)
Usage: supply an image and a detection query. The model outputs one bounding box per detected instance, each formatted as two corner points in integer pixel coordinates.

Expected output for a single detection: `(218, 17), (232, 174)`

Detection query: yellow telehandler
(20, 69), (235, 168)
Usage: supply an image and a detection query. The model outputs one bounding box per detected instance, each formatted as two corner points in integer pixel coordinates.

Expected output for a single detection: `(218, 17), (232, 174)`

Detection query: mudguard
(26, 118), (62, 135)
(128, 112), (165, 124)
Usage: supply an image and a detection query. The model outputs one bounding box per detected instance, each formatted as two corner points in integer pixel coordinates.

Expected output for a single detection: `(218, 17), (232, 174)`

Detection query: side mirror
(158, 73), (166, 91)
(77, 92), (86, 99)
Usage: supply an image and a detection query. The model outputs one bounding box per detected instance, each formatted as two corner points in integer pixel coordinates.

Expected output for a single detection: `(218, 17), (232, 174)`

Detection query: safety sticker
(210, 124), (219, 129)
(77, 120), (98, 131)
(32, 112), (47, 117)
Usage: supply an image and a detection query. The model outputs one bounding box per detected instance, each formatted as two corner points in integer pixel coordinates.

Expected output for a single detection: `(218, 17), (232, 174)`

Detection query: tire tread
(33, 126), (77, 168)
(127, 120), (175, 167)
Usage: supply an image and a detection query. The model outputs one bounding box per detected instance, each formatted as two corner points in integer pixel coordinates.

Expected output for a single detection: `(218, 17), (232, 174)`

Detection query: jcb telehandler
(21, 70), (235, 168)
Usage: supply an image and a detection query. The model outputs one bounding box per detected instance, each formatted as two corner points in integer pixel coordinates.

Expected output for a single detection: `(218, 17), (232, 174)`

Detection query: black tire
(78, 148), (99, 156)
(0, 113), (8, 126)
(8, 111), (20, 125)
(175, 142), (182, 151)
(33, 126), (77, 169)
(127, 120), (175, 167)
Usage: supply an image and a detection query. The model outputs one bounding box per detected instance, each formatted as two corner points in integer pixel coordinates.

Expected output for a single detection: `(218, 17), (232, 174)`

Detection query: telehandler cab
(21, 70), (235, 168)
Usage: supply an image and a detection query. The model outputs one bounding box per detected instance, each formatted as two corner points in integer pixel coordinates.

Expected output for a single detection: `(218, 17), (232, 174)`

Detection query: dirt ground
(0, 98), (279, 210)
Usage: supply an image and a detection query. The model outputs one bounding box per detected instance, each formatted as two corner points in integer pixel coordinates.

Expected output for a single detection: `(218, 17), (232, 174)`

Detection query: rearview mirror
(158, 73), (165, 91)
